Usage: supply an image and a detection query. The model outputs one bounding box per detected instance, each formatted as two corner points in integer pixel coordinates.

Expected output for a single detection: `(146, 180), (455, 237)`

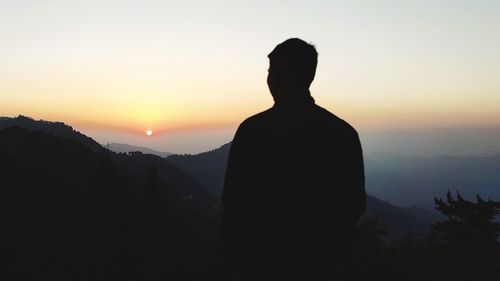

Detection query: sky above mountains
(1, 1), (500, 153)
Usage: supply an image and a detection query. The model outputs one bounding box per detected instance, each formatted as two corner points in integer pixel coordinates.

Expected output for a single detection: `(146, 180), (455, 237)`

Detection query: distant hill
(167, 143), (431, 237)
(107, 142), (172, 157)
(365, 153), (500, 208)
(111, 151), (214, 206)
(167, 143), (231, 198)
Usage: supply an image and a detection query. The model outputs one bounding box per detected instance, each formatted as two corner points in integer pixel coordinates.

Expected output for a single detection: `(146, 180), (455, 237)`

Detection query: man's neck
(273, 89), (314, 105)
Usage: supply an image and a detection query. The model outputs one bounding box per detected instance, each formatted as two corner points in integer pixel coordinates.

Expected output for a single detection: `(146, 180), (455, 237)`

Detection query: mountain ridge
(0, 115), (104, 153)
(107, 142), (172, 157)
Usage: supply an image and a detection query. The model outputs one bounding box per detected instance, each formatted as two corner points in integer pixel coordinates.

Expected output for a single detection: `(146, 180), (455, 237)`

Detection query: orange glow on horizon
(66, 116), (240, 137)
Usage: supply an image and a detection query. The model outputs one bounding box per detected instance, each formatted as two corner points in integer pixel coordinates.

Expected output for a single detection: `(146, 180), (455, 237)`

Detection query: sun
(146, 129), (153, 136)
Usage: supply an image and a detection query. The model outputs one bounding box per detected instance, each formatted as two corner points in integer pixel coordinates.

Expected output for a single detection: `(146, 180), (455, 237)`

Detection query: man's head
(267, 38), (318, 101)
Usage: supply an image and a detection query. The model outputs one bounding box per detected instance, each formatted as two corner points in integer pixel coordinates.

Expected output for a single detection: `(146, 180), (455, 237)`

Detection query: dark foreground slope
(0, 126), (223, 281)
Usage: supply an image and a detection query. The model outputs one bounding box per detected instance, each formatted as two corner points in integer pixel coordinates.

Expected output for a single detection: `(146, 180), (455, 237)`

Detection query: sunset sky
(1, 0), (499, 153)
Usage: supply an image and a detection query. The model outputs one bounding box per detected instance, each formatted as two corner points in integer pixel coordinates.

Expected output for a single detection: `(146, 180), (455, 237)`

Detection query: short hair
(268, 38), (318, 88)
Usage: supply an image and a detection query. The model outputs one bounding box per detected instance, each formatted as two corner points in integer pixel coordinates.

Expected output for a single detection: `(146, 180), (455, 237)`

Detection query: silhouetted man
(222, 38), (366, 281)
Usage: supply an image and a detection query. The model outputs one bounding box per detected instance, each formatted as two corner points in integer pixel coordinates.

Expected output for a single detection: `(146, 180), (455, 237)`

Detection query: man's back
(222, 96), (366, 279)
(222, 38), (366, 280)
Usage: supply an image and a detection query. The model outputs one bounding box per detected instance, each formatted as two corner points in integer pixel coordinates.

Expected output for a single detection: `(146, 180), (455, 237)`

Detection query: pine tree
(431, 191), (500, 257)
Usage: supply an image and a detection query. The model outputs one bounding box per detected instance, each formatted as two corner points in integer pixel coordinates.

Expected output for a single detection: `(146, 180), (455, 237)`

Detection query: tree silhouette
(431, 191), (500, 257)
(424, 191), (500, 281)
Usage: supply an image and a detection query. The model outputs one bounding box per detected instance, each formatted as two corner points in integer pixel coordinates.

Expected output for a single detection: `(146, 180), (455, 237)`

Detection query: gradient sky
(1, 0), (500, 153)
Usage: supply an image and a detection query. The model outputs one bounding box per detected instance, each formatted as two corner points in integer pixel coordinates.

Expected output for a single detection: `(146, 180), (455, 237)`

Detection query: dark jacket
(222, 95), (366, 278)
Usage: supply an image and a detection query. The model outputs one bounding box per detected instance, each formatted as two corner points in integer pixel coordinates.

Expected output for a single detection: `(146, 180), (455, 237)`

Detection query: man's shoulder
(313, 104), (359, 137)
(238, 108), (274, 130)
